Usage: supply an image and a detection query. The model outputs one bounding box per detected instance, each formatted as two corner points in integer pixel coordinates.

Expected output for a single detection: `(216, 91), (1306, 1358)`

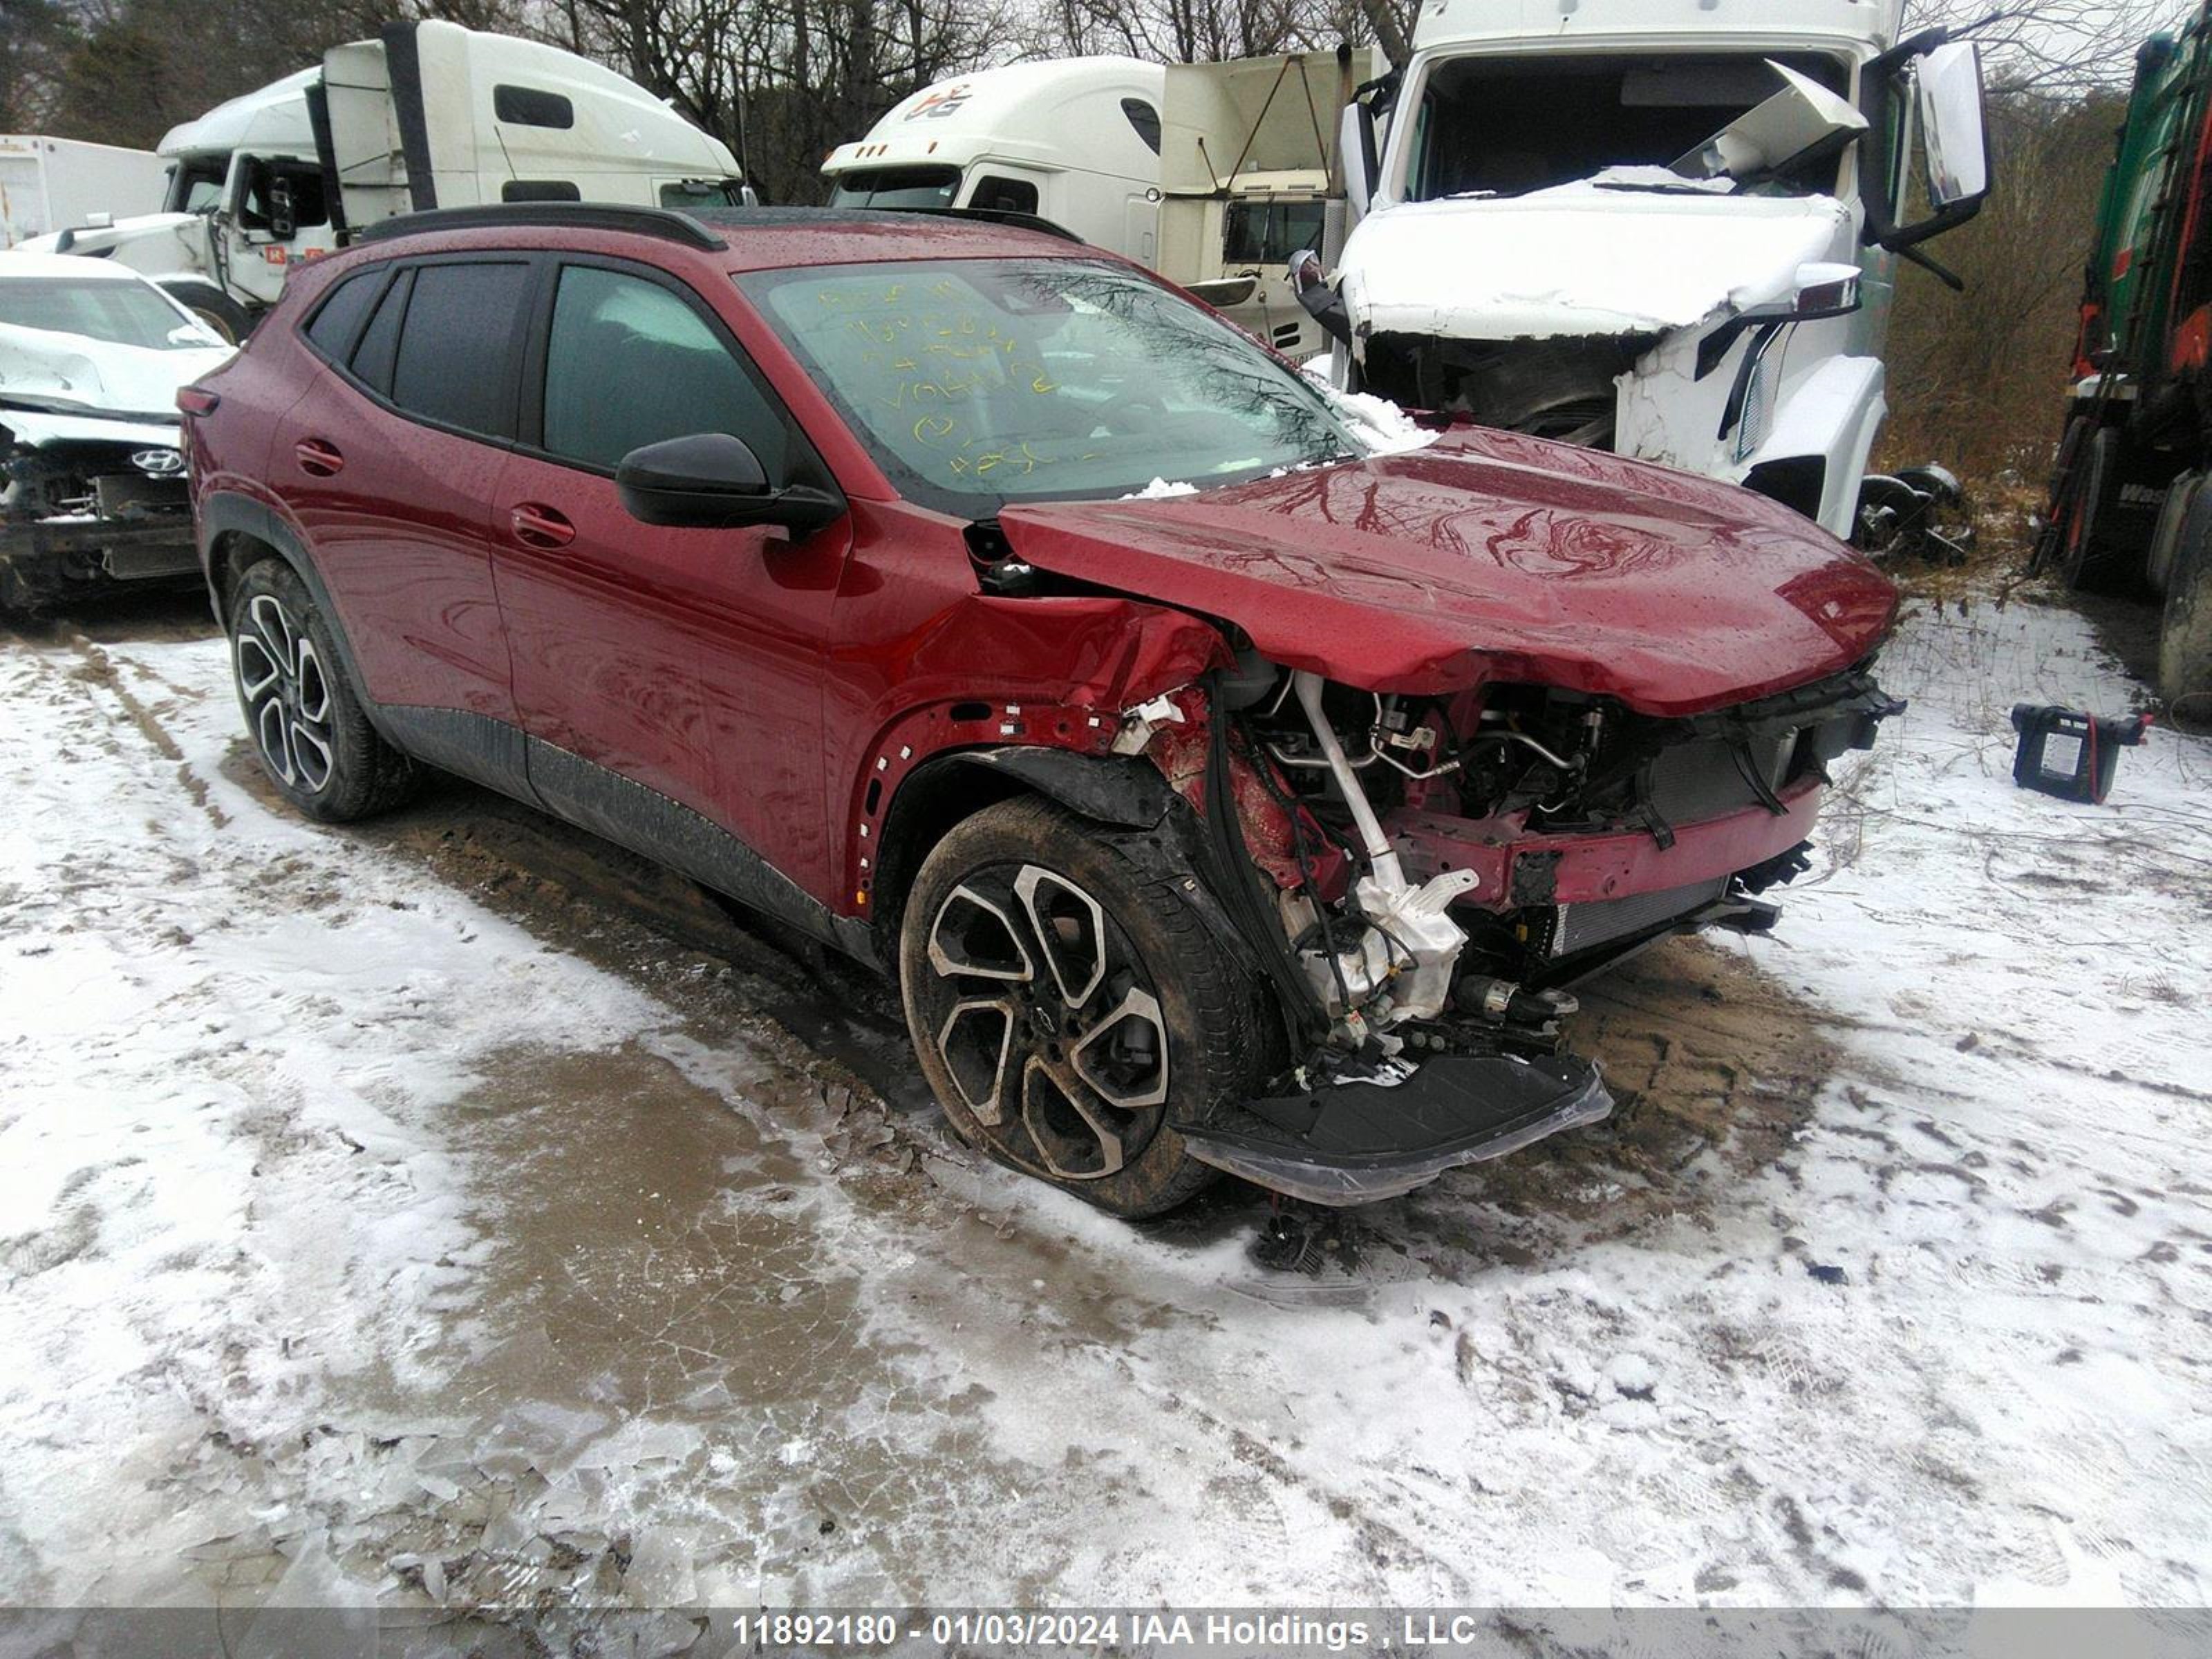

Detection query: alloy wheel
(917, 861), (1172, 1181)
(234, 591), (335, 794)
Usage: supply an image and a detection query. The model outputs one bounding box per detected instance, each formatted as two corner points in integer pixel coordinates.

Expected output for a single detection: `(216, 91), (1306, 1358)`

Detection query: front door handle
(294, 438), (344, 477)
(509, 503), (576, 550)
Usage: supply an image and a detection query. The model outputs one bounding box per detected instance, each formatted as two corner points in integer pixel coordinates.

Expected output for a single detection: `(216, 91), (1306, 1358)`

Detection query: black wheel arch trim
(939, 747), (1174, 830)
(198, 490), (391, 744)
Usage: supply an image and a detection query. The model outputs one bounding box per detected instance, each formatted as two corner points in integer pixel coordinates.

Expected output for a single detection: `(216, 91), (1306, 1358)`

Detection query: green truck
(2041, 2), (2212, 709)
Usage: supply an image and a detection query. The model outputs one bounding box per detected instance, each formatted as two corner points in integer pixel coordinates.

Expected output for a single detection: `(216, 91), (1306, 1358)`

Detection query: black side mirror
(268, 176), (298, 241)
(615, 433), (844, 532)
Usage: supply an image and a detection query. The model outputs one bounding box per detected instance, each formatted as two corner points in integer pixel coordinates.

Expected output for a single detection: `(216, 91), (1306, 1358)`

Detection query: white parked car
(1, 252), (234, 610)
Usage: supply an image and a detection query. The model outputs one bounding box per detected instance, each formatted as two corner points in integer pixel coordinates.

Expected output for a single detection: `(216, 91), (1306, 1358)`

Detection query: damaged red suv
(183, 205), (1900, 1216)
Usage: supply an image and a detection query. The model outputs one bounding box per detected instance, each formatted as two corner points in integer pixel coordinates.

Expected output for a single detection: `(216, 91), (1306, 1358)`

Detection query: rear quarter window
(302, 269), (383, 361)
(350, 269), (412, 395)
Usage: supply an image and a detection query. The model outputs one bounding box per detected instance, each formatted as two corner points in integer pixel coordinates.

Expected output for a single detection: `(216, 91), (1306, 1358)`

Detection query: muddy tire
(899, 796), (1264, 1218)
(2161, 490), (2212, 713)
(227, 559), (416, 823)
(158, 278), (254, 345)
(2059, 427), (2150, 594)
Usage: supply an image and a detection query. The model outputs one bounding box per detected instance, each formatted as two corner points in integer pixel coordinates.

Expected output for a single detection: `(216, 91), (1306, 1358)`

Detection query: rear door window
(388, 261), (531, 440)
(537, 263), (787, 476)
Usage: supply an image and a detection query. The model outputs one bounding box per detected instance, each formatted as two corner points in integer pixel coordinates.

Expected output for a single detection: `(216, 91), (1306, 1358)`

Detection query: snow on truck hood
(997, 425), (1895, 717)
(0, 323), (232, 432)
(1338, 182), (1855, 341)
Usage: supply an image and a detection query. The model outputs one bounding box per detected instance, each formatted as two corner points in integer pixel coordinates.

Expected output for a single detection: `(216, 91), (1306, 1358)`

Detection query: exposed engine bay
(1356, 333), (1650, 450)
(1118, 650), (1900, 1199)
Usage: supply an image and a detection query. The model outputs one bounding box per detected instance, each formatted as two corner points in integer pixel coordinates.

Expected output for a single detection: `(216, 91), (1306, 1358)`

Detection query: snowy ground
(1, 579), (2209, 1632)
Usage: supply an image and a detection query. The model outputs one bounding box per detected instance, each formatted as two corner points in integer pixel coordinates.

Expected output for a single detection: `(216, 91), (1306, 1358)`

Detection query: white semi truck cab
(1324, 0), (1994, 546)
(24, 21), (747, 339)
(822, 52), (1378, 362)
(823, 59), (1169, 256)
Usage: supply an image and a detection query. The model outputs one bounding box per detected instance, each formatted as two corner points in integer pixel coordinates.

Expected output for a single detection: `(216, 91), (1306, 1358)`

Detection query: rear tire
(2161, 491), (2212, 712)
(898, 796), (1264, 1218)
(2059, 427), (2152, 593)
(227, 558), (416, 823)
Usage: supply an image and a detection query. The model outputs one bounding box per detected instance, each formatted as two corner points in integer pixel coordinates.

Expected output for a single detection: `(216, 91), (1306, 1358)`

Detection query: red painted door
(274, 259), (534, 724)
(489, 260), (848, 900)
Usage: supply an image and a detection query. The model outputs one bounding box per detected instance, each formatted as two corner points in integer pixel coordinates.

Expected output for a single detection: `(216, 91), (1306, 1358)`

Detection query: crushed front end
(1132, 656), (1901, 1204)
(1, 411), (200, 611)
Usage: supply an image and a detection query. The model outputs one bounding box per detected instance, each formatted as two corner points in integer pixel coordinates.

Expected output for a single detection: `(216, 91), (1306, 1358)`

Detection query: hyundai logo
(131, 449), (185, 476)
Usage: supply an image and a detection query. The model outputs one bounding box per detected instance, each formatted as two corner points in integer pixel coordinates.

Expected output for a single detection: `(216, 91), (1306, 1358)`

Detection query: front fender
(1744, 354), (1888, 540)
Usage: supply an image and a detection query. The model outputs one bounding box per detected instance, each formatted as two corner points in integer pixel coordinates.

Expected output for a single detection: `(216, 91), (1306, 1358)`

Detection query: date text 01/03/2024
(723, 1612), (1385, 1649)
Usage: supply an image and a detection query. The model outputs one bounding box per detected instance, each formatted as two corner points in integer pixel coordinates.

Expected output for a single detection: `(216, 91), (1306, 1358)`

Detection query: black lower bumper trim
(1176, 1051), (1613, 1206)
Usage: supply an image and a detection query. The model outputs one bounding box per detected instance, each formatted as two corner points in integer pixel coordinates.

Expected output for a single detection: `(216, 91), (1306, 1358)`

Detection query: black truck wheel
(2059, 427), (2153, 594)
(2161, 488), (2212, 712)
(899, 796), (1264, 1218)
(158, 278), (254, 344)
(227, 559), (417, 823)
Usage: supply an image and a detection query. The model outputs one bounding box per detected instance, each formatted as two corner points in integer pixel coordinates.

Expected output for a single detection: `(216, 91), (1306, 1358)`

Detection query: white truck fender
(1745, 353), (1887, 541)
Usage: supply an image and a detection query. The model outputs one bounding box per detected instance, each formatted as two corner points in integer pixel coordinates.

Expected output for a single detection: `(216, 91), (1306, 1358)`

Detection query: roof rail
(356, 203), (727, 251)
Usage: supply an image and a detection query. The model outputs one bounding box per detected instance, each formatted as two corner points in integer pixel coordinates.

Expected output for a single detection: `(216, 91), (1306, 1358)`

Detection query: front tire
(899, 797), (1264, 1218)
(227, 559), (416, 823)
(158, 278), (254, 345)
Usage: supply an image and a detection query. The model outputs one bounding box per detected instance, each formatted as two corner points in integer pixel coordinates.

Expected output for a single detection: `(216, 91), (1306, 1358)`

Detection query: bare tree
(557, 0), (1015, 202)
(1904, 0), (2200, 93)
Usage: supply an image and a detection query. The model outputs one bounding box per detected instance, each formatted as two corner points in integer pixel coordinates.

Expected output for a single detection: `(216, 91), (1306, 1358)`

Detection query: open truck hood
(1338, 183), (1854, 341)
(995, 427), (1895, 716)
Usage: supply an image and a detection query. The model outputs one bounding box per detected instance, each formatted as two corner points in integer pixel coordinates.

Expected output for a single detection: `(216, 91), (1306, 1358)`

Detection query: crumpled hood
(1338, 185), (1854, 341)
(997, 426), (1896, 716)
(0, 321), (234, 424)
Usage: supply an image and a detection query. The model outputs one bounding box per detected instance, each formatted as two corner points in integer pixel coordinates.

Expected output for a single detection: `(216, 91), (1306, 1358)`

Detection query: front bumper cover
(1177, 1050), (1613, 1206)
(1, 517), (200, 605)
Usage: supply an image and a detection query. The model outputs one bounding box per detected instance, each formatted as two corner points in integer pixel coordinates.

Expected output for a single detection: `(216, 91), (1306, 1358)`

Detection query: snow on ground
(0, 583), (2208, 1625)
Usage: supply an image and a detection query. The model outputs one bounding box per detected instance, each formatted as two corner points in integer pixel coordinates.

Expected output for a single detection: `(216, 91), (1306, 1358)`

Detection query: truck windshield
(0, 276), (214, 351)
(827, 166), (962, 210)
(1408, 52), (1851, 200)
(662, 178), (750, 208)
(738, 257), (1356, 514)
(165, 155), (227, 214)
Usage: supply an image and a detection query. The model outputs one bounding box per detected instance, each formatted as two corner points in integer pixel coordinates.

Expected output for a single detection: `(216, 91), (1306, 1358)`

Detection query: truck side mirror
(1918, 42), (1991, 213)
(1862, 39), (1991, 254)
(269, 176), (299, 241)
(1339, 102), (1376, 219)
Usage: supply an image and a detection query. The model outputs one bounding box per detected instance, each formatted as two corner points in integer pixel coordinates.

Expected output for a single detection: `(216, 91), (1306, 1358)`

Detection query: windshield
(1407, 51), (1850, 201)
(827, 166), (962, 210)
(738, 257), (1357, 514)
(0, 276), (216, 350)
(165, 155), (227, 214)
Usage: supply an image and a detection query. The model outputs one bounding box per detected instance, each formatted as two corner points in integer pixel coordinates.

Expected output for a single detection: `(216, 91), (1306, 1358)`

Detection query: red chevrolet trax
(182, 205), (1900, 1217)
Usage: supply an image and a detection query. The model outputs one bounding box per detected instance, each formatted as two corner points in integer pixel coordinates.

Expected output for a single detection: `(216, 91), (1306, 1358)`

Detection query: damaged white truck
(1311, 0), (1994, 552)
(20, 20), (747, 341)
